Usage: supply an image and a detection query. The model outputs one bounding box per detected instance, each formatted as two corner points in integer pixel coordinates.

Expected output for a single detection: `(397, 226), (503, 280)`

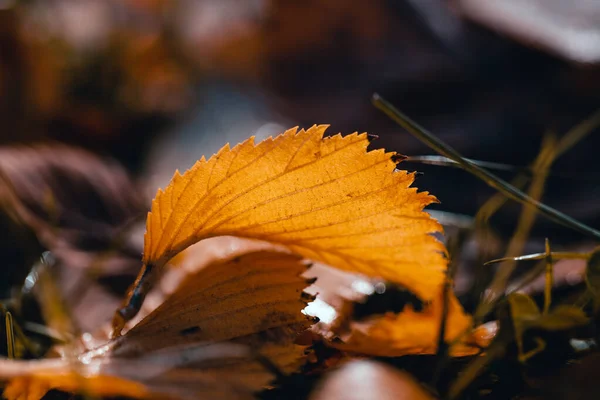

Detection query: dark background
(1, 0), (599, 244)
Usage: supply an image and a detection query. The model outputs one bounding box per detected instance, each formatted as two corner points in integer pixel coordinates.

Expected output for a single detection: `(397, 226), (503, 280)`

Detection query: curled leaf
(145, 124), (443, 293)
(117, 125), (445, 332)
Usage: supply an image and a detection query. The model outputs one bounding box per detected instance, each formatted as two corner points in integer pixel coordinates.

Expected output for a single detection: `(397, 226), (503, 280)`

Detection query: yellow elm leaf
(116, 125), (446, 333)
(148, 124), (443, 285)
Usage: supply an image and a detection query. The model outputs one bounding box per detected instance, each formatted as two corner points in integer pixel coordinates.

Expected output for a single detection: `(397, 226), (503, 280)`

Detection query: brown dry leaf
(0, 143), (143, 242)
(117, 236), (290, 338)
(118, 125), (445, 332)
(109, 248), (314, 393)
(2, 250), (313, 400)
(0, 143), (144, 334)
(113, 250), (313, 361)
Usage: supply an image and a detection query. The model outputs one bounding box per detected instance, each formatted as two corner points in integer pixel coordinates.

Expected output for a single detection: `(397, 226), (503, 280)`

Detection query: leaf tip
(218, 142), (232, 154)
(367, 133), (379, 143)
(391, 153), (408, 166)
(301, 291), (317, 303)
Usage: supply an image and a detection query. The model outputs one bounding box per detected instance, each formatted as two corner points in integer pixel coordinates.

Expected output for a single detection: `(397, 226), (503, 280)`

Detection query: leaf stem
(5, 311), (15, 359)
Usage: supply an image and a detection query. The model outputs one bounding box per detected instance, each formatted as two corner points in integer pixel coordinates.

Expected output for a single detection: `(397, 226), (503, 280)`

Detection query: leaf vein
(207, 158), (390, 232)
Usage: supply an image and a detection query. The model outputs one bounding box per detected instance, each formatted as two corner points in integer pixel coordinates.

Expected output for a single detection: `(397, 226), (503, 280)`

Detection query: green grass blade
(372, 93), (600, 240)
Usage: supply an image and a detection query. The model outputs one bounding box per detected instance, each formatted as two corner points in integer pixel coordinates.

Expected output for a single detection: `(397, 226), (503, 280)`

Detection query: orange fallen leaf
(115, 125), (446, 333)
(328, 287), (478, 357)
(0, 358), (148, 400)
(1, 344), (257, 400)
(3, 371), (149, 400)
(303, 264), (485, 357)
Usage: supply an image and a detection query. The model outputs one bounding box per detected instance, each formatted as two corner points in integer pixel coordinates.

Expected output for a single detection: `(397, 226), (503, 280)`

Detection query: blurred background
(2, 0), (600, 242)
(1, 0), (600, 296)
(2, 3), (600, 396)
